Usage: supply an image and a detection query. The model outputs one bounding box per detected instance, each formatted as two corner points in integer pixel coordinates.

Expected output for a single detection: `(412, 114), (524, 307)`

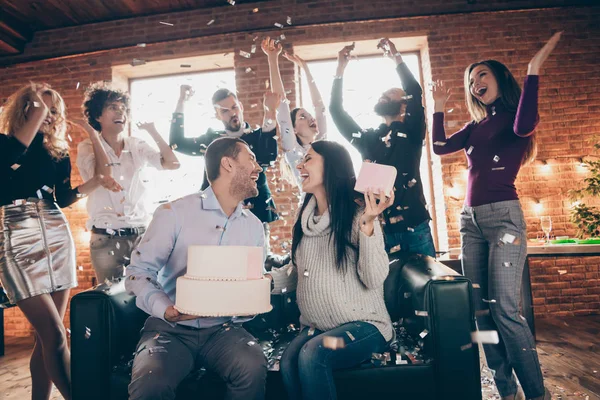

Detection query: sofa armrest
(386, 255), (481, 399)
(70, 280), (148, 400)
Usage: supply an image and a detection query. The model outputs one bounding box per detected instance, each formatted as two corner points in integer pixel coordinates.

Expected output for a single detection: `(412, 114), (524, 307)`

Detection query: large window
(129, 69), (235, 209)
(299, 54), (433, 213)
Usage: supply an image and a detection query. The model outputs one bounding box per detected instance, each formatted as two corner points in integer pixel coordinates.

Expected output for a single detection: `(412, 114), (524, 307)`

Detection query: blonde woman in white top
(262, 37), (327, 189)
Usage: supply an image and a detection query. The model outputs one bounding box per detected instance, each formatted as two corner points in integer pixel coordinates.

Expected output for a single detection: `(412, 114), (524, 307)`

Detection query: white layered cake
(175, 246), (272, 317)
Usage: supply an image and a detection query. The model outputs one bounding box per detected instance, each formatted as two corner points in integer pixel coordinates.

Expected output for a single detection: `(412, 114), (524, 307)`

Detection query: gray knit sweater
(270, 197), (393, 341)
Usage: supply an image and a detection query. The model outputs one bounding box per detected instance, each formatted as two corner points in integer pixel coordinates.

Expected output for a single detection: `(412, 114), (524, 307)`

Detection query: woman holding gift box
(269, 140), (394, 400)
(431, 33), (561, 400)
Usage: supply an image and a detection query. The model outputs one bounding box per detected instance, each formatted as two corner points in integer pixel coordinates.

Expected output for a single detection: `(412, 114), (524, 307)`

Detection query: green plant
(569, 145), (600, 238)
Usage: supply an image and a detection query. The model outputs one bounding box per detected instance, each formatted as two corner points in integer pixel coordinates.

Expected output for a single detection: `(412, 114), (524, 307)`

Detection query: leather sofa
(70, 254), (482, 399)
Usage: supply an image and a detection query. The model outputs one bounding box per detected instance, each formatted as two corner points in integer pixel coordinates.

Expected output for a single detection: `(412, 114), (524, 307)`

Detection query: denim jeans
(280, 321), (387, 400)
(384, 220), (436, 257)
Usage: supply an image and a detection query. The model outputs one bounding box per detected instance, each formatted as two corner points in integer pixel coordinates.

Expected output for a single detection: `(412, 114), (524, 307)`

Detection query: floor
(0, 315), (598, 399)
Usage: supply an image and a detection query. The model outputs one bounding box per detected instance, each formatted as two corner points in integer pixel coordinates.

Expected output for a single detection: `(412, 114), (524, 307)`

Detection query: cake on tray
(175, 245), (272, 317)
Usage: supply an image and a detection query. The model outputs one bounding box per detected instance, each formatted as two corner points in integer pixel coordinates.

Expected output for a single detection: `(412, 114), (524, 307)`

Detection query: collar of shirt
(201, 186), (250, 219)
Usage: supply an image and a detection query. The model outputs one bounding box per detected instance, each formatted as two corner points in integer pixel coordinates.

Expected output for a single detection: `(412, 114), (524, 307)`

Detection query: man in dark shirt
(169, 86), (279, 224)
(329, 38), (435, 257)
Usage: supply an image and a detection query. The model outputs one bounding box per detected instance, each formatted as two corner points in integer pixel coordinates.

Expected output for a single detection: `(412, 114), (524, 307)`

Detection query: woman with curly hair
(0, 83), (118, 400)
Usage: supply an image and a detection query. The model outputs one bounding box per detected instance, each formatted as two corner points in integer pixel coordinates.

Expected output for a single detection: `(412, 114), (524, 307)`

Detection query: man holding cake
(125, 137), (270, 400)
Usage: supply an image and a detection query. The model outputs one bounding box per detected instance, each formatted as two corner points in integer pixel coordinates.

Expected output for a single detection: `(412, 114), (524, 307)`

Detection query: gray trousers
(460, 200), (544, 398)
(90, 232), (143, 284)
(129, 317), (267, 400)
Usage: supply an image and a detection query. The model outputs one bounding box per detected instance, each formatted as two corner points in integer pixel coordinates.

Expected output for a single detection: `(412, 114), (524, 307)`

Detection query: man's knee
(229, 346), (267, 385)
(129, 368), (177, 400)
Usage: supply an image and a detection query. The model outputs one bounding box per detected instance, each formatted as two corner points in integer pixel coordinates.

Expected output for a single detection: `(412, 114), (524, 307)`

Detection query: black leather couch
(70, 254), (482, 400)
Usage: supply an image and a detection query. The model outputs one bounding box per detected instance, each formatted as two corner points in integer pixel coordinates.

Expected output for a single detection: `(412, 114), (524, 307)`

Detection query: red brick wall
(2, 1), (599, 336)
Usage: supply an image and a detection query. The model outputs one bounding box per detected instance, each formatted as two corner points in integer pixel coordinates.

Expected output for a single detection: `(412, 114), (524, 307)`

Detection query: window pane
(129, 69), (235, 210)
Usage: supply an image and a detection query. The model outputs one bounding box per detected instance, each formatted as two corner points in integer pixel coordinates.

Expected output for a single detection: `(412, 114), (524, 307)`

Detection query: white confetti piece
(274, 22), (284, 28)
(500, 233), (516, 244)
(287, 16), (292, 25)
(492, 167), (505, 171)
(159, 21), (173, 26)
(471, 330), (499, 344)
(36, 189), (43, 199)
(460, 343), (473, 351)
(415, 310), (428, 317)
(345, 331), (355, 341)
(467, 146), (474, 155)
(482, 298), (497, 304)
(239, 50), (251, 58)
(41, 185), (53, 193)
(303, 269), (309, 277)
(352, 132), (362, 138)
(11, 163), (20, 170)
(251, 44), (257, 53)
(493, 155), (500, 163)
(390, 245), (402, 254)
(558, 270), (567, 275)
(419, 329), (429, 338)
(207, 19), (215, 25)
(433, 141), (446, 146)
(397, 132), (407, 138)
(137, 43), (146, 47)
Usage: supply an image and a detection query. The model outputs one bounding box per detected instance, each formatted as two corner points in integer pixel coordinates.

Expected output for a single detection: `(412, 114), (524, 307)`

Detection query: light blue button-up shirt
(125, 186), (265, 329)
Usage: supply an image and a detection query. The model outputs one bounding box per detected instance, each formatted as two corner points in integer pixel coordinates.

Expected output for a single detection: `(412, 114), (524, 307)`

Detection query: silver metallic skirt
(0, 199), (77, 303)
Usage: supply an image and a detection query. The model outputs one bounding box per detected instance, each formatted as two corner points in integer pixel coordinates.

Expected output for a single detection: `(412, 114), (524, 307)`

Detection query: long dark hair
(291, 140), (360, 272)
(464, 60), (537, 165)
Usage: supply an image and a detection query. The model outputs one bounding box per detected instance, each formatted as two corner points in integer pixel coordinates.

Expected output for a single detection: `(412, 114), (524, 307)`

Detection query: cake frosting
(175, 246), (272, 317)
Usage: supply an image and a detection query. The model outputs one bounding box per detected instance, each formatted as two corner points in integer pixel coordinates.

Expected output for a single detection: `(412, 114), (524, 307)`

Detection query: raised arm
(514, 32), (561, 137)
(431, 80), (471, 154)
(12, 86), (48, 148)
(330, 43), (365, 145)
(169, 85), (214, 156)
(137, 122), (181, 170)
(284, 52), (328, 140)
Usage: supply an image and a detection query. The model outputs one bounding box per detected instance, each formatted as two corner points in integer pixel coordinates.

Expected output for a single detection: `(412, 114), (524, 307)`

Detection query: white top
(76, 136), (163, 230)
(276, 101), (327, 189)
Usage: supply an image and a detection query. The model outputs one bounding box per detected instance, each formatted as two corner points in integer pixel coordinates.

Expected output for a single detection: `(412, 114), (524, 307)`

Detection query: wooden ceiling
(0, 0), (263, 55)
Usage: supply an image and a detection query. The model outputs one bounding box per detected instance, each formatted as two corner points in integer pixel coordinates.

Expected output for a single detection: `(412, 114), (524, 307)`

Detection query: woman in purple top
(431, 32), (561, 400)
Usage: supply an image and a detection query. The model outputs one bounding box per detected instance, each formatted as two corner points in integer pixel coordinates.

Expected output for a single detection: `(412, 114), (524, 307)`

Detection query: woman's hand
(25, 86), (48, 119)
(261, 36), (282, 58)
(96, 174), (123, 192)
(263, 91), (282, 112)
(283, 52), (307, 69)
(431, 80), (451, 113)
(360, 188), (395, 236)
(336, 43), (355, 76)
(528, 32), (562, 75)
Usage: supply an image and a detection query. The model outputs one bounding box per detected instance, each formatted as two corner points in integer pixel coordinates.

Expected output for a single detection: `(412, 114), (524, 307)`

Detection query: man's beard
(225, 117), (242, 132)
(230, 166), (259, 200)
(374, 101), (404, 117)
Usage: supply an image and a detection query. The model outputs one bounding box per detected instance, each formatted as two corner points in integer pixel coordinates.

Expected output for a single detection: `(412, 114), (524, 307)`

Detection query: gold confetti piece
(323, 336), (344, 350)
(308, 326), (315, 336)
(159, 21), (174, 26)
(227, 0), (235, 4)
(460, 343), (473, 351)
(10, 163), (20, 170)
(253, 7), (259, 12)
(558, 270), (567, 275)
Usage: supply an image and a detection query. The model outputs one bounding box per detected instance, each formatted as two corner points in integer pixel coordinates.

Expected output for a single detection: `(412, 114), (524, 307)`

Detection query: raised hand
(263, 91), (282, 112)
(70, 118), (98, 137)
(377, 38), (402, 64)
(361, 188), (395, 225)
(528, 32), (562, 75)
(336, 42), (355, 75)
(261, 36), (282, 58)
(283, 52), (307, 69)
(431, 80), (451, 113)
(97, 174), (123, 192)
(179, 84), (194, 102)
(136, 121), (156, 132)
(164, 305), (199, 323)
(24, 85), (48, 118)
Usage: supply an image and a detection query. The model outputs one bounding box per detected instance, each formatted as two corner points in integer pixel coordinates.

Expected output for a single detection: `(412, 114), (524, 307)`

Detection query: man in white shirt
(77, 83), (180, 283)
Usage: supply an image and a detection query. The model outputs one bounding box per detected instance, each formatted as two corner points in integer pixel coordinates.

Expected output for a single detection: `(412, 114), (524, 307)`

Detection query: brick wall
(2, 1), (599, 336)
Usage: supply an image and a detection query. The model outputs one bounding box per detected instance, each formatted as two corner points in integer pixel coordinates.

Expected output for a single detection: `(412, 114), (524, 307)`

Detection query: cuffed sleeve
(125, 203), (178, 322)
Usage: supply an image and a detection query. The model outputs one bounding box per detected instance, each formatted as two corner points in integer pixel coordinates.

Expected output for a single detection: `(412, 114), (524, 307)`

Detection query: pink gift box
(354, 162), (397, 196)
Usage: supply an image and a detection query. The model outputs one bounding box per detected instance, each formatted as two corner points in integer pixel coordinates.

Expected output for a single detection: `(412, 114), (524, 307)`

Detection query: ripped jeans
(460, 200), (544, 398)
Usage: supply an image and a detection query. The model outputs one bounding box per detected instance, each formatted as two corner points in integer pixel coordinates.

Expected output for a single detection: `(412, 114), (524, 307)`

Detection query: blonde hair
(464, 60), (537, 165)
(0, 83), (69, 160)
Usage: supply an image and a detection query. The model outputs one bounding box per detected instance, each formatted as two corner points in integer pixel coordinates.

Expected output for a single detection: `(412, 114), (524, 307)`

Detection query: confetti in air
(159, 21), (174, 26)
